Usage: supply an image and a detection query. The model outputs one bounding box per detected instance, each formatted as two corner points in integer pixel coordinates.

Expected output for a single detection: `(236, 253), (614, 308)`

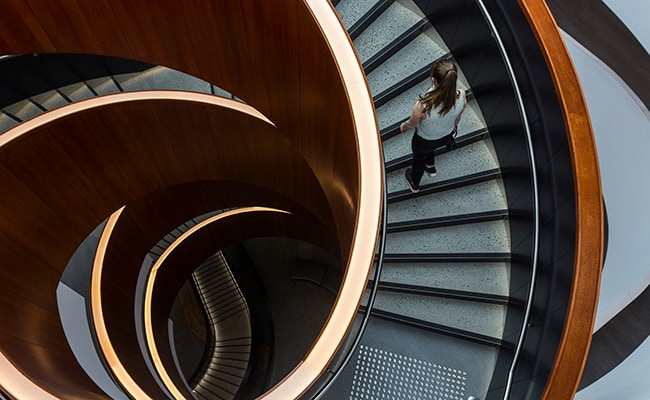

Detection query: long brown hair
(419, 59), (458, 116)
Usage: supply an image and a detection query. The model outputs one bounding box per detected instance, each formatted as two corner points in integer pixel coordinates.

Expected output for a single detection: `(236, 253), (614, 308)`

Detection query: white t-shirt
(416, 89), (465, 141)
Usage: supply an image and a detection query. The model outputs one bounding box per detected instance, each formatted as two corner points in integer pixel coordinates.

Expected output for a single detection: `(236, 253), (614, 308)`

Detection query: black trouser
(411, 131), (453, 185)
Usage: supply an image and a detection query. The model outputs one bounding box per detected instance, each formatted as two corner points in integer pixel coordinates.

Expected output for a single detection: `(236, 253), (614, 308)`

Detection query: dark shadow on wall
(546, 0), (650, 111)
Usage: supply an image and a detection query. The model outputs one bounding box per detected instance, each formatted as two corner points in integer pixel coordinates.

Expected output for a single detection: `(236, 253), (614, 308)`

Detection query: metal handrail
(473, 1), (541, 398)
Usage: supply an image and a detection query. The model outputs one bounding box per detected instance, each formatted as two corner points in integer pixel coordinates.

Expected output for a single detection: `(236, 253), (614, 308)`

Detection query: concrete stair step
(2, 99), (43, 122)
(380, 261), (510, 297)
(387, 180), (507, 223)
(367, 31), (448, 96)
(353, 2), (422, 64)
(335, 0), (386, 31)
(118, 66), (212, 94)
(384, 219), (510, 254)
(0, 113), (19, 132)
(385, 139), (500, 193)
(372, 290), (506, 339)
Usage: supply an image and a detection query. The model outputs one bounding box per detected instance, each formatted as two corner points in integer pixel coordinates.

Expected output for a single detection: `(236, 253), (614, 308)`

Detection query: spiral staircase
(0, 0), (603, 399)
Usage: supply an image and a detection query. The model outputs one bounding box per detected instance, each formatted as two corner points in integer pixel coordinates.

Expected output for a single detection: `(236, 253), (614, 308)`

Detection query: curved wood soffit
(0, 92), (335, 399)
(516, 0), (604, 398)
(0, 0), (381, 399)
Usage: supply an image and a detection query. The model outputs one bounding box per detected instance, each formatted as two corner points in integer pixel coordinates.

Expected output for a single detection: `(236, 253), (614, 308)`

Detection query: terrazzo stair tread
(0, 114), (19, 132)
(85, 76), (123, 96)
(382, 120), (490, 175)
(31, 90), (69, 111)
(388, 169), (501, 206)
(383, 252), (510, 263)
(337, 0), (393, 39)
(2, 100), (43, 122)
(366, 32), (448, 96)
(210, 310), (251, 339)
(371, 290), (506, 339)
(370, 280), (509, 305)
(380, 98), (487, 163)
(205, 364), (249, 381)
(59, 81), (96, 102)
(214, 336), (252, 348)
(335, 0), (382, 30)
(367, 307), (503, 347)
(201, 375), (243, 392)
(387, 179), (507, 224)
(385, 141), (500, 194)
(380, 261), (510, 296)
(384, 127), (489, 169)
(352, 2), (423, 64)
(386, 209), (508, 233)
(363, 19), (431, 75)
(195, 381), (236, 400)
(203, 292), (241, 311)
(208, 355), (250, 369)
(384, 220), (509, 254)
(118, 66), (212, 93)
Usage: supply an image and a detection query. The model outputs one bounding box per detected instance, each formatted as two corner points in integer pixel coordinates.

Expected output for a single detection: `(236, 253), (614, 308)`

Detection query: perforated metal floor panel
(350, 345), (468, 400)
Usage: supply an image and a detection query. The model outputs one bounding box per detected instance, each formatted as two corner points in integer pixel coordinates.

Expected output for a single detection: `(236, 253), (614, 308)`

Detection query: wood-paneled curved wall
(0, 1), (381, 398)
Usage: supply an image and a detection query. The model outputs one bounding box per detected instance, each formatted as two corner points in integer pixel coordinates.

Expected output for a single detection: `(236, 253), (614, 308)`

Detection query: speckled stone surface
(376, 80), (430, 128)
(373, 290), (506, 338)
(380, 261), (510, 296)
(33, 88), (72, 110)
(368, 35), (448, 96)
(120, 66), (212, 93)
(384, 220), (510, 254)
(384, 140), (500, 193)
(3, 100), (42, 122)
(353, 2), (422, 63)
(0, 115), (18, 132)
(335, 0), (380, 29)
(85, 76), (123, 96)
(387, 180), (507, 223)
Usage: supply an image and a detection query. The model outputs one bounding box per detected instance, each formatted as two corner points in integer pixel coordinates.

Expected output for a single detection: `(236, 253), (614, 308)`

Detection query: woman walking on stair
(400, 59), (467, 193)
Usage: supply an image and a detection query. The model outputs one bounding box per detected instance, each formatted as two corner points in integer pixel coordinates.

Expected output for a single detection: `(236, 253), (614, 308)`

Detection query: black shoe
(405, 168), (419, 193)
(425, 164), (437, 177)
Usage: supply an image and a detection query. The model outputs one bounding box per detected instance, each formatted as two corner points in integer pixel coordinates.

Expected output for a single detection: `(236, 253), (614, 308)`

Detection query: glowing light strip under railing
(143, 207), (290, 400)
(258, 1), (382, 399)
(91, 206), (154, 399)
(0, 90), (274, 149)
(0, 352), (60, 400)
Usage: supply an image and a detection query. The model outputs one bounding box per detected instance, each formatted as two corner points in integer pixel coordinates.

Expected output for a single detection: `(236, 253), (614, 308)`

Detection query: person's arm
(400, 101), (424, 133)
(453, 89), (467, 133)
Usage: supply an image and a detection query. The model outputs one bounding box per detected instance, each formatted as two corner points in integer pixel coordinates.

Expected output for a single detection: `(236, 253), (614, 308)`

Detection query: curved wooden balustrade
(516, 0), (604, 398)
(0, 0), (381, 396)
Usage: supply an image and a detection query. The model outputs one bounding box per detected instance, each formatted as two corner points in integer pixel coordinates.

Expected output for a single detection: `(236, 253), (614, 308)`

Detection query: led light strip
(258, 1), (382, 399)
(91, 206), (154, 399)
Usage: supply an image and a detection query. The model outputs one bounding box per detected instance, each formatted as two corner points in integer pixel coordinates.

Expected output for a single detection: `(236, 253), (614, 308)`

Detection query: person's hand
(400, 122), (410, 133)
